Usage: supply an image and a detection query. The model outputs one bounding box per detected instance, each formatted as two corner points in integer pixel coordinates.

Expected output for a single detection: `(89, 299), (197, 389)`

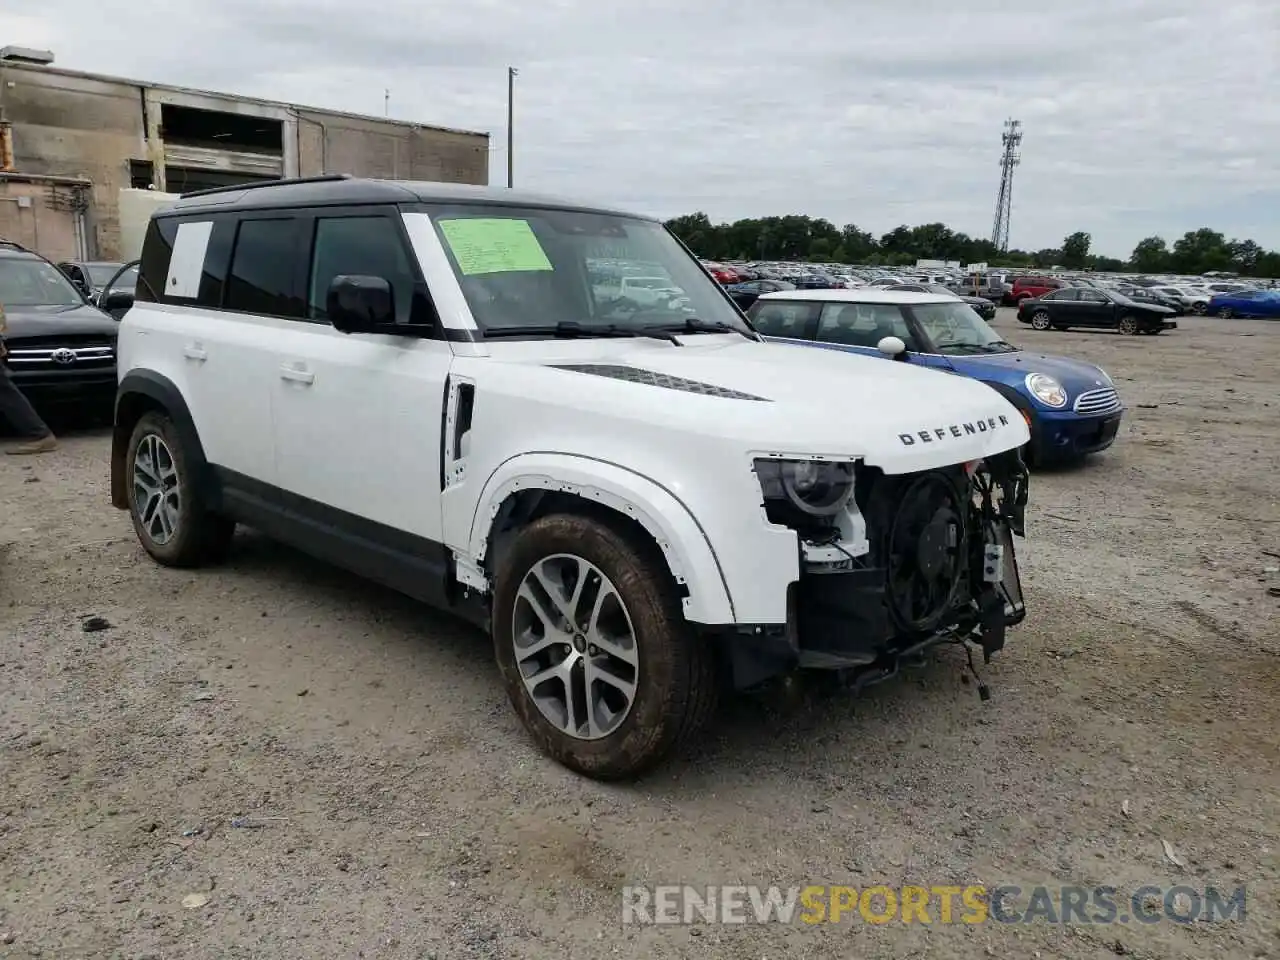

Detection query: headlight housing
(1024, 372), (1067, 408)
(754, 458), (855, 531)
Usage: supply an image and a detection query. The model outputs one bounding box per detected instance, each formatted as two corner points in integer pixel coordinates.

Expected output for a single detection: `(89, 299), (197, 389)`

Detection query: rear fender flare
(112, 371), (213, 509)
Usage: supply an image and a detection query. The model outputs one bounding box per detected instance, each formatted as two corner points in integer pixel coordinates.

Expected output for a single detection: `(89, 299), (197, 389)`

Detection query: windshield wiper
(642, 317), (755, 340)
(983, 340), (1018, 353)
(482, 321), (681, 344)
(933, 341), (991, 354)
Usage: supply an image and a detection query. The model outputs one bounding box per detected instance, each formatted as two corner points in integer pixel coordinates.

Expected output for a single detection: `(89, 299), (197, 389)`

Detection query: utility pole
(507, 67), (517, 188)
(991, 119), (1022, 253)
(384, 89), (390, 117)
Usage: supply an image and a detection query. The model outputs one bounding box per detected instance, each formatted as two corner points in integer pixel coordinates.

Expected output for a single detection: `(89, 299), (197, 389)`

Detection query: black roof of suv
(165, 174), (655, 221)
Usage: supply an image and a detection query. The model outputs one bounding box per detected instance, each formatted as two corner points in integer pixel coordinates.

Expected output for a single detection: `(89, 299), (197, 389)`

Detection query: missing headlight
(754, 458), (856, 533)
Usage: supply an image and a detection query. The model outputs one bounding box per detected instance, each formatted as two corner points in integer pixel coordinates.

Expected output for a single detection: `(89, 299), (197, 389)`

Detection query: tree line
(664, 212), (1280, 278)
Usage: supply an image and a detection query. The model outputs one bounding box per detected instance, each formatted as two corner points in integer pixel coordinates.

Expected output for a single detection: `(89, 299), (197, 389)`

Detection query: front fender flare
(468, 453), (736, 625)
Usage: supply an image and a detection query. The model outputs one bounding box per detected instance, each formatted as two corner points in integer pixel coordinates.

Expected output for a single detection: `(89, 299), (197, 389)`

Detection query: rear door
(131, 213), (279, 486)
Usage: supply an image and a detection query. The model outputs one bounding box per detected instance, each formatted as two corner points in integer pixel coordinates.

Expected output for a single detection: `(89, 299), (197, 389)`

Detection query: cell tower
(991, 119), (1022, 252)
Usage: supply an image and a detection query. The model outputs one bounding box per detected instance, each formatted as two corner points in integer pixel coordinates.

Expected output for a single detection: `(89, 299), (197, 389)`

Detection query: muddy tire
(126, 412), (235, 567)
(492, 513), (717, 780)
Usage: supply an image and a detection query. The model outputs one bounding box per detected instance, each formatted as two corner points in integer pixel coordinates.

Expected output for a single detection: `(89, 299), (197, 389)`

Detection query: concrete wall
(0, 62), (490, 260)
(0, 65), (144, 259)
(294, 111), (489, 183)
(0, 177), (90, 262)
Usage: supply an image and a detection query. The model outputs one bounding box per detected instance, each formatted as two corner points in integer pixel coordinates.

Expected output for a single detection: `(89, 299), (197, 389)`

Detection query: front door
(1075, 289), (1114, 326)
(269, 211), (453, 550)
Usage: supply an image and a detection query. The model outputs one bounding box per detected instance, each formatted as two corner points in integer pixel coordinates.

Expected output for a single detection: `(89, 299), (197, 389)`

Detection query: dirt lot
(2, 311), (1278, 959)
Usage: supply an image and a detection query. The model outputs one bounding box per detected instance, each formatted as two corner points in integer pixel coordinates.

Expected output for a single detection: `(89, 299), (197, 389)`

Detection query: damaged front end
(722, 450), (1030, 691)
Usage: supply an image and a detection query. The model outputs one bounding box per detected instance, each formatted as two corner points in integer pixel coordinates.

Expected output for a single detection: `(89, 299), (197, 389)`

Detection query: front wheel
(1117, 314), (1141, 335)
(492, 513), (717, 780)
(126, 412), (235, 567)
(1191, 302), (1207, 315)
(1029, 310), (1053, 331)
(1217, 307), (1233, 319)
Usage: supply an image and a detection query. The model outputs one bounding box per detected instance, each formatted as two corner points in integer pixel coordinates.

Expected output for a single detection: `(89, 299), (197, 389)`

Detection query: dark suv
(0, 241), (119, 411)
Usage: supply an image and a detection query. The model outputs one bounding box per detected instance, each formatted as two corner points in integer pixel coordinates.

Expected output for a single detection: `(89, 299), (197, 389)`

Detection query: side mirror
(101, 289), (135, 318)
(328, 275), (394, 334)
(877, 335), (907, 359)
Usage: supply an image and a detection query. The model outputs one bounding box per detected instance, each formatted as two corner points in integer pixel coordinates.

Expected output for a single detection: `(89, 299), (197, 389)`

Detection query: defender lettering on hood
(899, 415), (1012, 446)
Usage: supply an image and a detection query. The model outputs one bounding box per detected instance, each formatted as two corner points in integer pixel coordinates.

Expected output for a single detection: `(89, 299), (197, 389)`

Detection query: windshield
(911, 301), (1014, 354)
(0, 258), (85, 307)
(421, 204), (752, 337)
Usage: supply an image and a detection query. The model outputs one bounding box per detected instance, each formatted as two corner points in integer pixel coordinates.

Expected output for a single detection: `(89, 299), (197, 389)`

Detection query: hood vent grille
(551, 363), (770, 401)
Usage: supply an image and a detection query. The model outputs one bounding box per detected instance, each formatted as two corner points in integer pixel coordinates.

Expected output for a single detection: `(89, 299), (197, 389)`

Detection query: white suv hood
(477, 334), (1030, 474)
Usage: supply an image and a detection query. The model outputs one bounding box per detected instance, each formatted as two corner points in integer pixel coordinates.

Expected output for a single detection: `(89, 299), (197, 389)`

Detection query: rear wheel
(1029, 310), (1053, 331)
(1117, 314), (1141, 335)
(126, 412), (234, 567)
(492, 513), (717, 780)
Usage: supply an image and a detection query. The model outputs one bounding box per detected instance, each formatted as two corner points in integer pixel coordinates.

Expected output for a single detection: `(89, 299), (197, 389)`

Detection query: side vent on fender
(443, 378), (475, 489)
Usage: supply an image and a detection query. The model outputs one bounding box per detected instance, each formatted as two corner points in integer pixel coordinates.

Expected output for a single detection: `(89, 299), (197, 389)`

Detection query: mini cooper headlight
(1025, 372), (1068, 408)
(754, 458), (856, 528)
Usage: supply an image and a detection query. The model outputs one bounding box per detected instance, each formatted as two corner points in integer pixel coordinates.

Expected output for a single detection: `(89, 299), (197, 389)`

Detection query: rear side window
(307, 216), (417, 323)
(747, 300), (817, 338)
(225, 218), (304, 318)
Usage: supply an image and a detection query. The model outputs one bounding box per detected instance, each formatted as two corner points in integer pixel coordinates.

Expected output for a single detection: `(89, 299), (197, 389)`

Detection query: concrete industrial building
(0, 46), (491, 261)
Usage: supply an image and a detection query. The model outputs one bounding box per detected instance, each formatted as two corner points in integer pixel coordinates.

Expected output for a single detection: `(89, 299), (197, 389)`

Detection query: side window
(816, 303), (913, 348)
(1079, 290), (1107, 303)
(136, 218), (179, 303)
(747, 301), (816, 338)
(225, 218), (305, 318)
(308, 216), (417, 323)
(60, 264), (84, 285)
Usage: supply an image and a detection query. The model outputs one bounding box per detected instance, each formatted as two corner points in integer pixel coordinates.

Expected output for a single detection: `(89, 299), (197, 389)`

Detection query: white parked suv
(111, 176), (1031, 779)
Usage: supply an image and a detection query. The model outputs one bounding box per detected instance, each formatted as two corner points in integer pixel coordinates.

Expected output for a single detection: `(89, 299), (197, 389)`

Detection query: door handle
(279, 364), (315, 385)
(183, 343), (207, 361)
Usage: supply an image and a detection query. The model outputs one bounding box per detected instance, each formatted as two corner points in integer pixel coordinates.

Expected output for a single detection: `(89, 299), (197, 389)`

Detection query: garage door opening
(159, 104), (283, 156)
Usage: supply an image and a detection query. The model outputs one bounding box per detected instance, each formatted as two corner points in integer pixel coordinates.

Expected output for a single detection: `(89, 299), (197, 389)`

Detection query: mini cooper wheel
(1217, 307), (1233, 319)
(1117, 314), (1141, 335)
(126, 412), (234, 567)
(1029, 310), (1052, 331)
(1191, 302), (1207, 315)
(493, 513), (717, 780)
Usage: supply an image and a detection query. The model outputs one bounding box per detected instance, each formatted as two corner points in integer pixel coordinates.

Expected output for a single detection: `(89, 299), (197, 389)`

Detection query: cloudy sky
(4, 0), (1278, 255)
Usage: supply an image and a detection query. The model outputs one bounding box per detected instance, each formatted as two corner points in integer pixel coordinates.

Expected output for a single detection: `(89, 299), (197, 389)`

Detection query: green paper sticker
(438, 218), (553, 276)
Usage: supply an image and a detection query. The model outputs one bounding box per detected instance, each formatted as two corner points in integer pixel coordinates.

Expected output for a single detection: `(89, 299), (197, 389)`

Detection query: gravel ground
(1, 310), (1278, 959)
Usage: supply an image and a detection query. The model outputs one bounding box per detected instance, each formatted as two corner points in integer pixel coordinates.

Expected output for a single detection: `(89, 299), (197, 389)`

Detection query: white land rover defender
(112, 176), (1030, 779)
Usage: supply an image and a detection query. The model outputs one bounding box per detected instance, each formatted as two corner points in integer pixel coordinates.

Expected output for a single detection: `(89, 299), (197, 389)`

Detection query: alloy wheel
(133, 433), (181, 545)
(511, 554), (639, 740)
(1030, 312), (1051, 330)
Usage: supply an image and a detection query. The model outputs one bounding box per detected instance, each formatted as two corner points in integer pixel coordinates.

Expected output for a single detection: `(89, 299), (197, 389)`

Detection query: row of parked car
(703, 258), (1280, 318)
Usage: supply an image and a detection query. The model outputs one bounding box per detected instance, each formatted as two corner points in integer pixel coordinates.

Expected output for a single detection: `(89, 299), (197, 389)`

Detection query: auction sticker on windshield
(438, 218), (553, 276)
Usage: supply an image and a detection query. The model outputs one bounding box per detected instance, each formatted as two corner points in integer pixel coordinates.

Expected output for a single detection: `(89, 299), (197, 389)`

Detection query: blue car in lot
(747, 289), (1124, 465)
(1208, 288), (1280, 319)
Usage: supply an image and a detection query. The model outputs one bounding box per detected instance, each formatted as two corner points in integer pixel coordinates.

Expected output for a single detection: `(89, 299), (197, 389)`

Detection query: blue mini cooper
(747, 289), (1123, 465)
